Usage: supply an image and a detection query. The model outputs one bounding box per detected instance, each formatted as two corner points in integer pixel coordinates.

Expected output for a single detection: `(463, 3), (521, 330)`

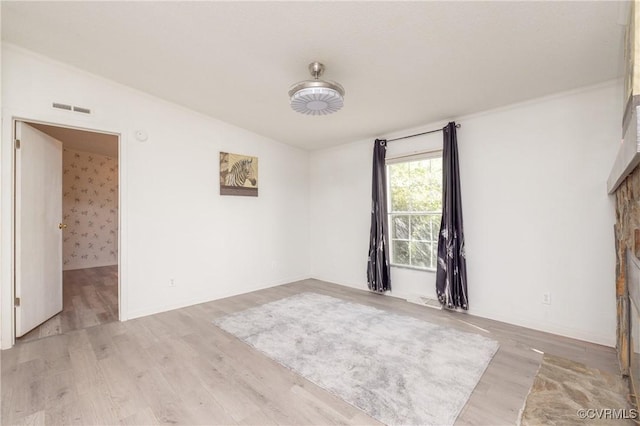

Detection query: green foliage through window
(388, 156), (442, 269)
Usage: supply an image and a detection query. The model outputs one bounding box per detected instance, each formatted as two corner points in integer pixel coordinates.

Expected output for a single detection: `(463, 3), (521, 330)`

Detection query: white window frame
(386, 150), (443, 272)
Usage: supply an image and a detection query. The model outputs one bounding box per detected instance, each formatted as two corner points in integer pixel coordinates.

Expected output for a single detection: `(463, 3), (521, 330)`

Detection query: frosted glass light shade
(289, 62), (345, 115)
(290, 86), (344, 115)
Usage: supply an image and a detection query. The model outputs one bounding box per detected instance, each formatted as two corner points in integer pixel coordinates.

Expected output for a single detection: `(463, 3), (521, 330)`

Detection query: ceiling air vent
(52, 102), (72, 111)
(52, 102), (92, 115)
(72, 106), (91, 114)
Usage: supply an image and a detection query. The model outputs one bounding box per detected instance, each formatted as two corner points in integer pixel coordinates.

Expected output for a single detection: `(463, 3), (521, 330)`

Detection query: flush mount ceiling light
(289, 62), (345, 116)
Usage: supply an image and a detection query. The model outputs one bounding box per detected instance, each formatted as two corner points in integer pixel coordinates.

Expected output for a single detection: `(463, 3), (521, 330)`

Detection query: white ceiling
(1, 1), (627, 150)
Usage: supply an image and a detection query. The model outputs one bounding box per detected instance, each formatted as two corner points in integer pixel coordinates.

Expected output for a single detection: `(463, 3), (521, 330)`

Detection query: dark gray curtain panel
(436, 122), (468, 309)
(367, 139), (391, 292)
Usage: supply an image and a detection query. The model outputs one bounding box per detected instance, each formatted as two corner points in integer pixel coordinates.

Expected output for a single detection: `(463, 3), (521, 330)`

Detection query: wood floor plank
(14, 409), (45, 426)
(132, 367), (197, 425)
(176, 385), (238, 425)
(119, 407), (160, 426)
(85, 323), (117, 361)
(2, 278), (627, 426)
(43, 401), (85, 425)
(110, 333), (154, 375)
(77, 387), (120, 426)
(189, 328), (365, 424)
(2, 355), (48, 422)
(68, 334), (107, 395)
(43, 369), (77, 410)
(18, 265), (118, 343)
(97, 356), (148, 420)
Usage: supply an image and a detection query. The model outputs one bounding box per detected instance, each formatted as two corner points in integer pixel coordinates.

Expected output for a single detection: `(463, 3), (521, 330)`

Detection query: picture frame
(219, 152), (259, 197)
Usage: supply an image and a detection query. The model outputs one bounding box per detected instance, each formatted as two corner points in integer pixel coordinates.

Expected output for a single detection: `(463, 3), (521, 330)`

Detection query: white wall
(310, 81), (621, 346)
(1, 44), (310, 347)
(0, 42), (621, 349)
(308, 130), (444, 298)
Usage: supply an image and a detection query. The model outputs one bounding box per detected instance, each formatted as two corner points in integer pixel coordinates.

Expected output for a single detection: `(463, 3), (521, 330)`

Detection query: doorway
(15, 121), (120, 343)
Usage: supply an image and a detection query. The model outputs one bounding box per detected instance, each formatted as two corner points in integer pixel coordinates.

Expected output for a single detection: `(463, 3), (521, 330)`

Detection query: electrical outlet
(542, 292), (551, 305)
(169, 278), (176, 287)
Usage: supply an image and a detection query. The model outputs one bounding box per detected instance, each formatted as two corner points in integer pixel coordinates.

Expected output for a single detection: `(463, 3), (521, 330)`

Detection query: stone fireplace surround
(627, 249), (640, 395)
(611, 105), (640, 409)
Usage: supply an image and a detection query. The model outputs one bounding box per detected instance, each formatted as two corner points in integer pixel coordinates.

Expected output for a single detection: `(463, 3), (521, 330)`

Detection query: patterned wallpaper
(62, 148), (118, 270)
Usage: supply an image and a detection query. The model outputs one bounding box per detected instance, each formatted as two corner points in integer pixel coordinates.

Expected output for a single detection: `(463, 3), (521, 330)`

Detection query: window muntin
(387, 154), (442, 270)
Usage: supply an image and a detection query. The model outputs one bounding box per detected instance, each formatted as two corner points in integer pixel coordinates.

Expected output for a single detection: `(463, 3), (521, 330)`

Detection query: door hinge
(15, 139), (20, 149)
(14, 297), (20, 307)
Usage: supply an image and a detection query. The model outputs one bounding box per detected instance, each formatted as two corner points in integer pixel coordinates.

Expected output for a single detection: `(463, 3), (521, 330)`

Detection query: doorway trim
(1, 109), (128, 349)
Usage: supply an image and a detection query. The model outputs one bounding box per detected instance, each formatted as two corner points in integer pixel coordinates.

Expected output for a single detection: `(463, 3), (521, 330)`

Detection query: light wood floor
(1, 279), (625, 425)
(18, 265), (118, 343)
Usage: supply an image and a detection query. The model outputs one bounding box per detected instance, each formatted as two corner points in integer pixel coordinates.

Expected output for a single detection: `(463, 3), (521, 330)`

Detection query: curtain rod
(384, 123), (461, 143)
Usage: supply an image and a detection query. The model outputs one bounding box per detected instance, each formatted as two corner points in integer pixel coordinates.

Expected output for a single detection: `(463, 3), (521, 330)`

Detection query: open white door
(15, 122), (64, 337)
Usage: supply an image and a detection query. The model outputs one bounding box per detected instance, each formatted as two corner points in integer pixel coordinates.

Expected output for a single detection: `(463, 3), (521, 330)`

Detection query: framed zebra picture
(219, 152), (259, 197)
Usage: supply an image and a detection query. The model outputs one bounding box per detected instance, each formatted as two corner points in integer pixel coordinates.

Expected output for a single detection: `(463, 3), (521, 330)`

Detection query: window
(387, 154), (443, 270)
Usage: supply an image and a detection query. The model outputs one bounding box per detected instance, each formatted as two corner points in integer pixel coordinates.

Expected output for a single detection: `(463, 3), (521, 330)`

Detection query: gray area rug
(213, 293), (499, 425)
